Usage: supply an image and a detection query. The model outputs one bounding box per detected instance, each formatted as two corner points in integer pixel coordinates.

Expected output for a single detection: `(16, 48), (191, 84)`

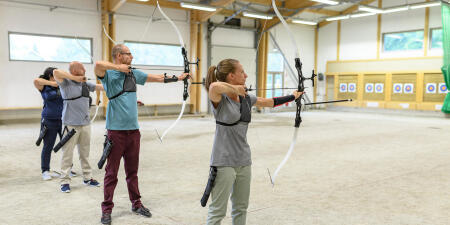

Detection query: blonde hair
(205, 59), (239, 92)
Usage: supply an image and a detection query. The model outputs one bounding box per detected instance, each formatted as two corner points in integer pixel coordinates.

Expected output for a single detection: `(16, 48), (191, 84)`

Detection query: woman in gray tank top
(203, 59), (302, 225)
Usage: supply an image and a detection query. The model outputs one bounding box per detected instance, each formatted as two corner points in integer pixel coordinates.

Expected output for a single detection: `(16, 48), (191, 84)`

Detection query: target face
(426, 83), (436, 94)
(404, 83), (414, 94)
(439, 83), (448, 93)
(340, 83), (347, 93)
(393, 83), (403, 94)
(375, 83), (384, 93)
(348, 83), (356, 93)
(365, 83), (374, 93)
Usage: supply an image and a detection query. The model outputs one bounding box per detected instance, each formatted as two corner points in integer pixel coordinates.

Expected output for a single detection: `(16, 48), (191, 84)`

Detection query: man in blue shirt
(94, 44), (189, 225)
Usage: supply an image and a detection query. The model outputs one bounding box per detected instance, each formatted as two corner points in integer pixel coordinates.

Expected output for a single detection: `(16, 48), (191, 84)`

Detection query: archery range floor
(0, 110), (449, 225)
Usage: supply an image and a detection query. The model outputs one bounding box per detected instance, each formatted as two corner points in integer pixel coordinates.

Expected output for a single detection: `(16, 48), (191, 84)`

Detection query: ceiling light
(310, 0), (339, 5)
(243, 12), (273, 20)
(326, 15), (350, 21)
(410, 1), (441, 9)
(291, 19), (317, 25)
(381, 5), (409, 14)
(136, 0), (149, 2)
(180, 2), (216, 12)
(359, 5), (383, 13)
(350, 12), (376, 18)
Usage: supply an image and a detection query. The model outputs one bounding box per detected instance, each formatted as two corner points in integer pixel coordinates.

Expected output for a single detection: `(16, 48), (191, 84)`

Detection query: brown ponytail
(205, 59), (239, 92)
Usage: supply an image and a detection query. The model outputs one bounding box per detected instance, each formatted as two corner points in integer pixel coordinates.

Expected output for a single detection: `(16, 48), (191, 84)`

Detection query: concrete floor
(0, 110), (449, 225)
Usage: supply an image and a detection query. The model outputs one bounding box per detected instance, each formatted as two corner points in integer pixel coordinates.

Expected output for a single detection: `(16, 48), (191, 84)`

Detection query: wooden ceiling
(115, 0), (373, 28)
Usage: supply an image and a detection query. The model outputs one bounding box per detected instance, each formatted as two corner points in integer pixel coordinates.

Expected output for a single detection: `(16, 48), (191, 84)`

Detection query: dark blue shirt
(40, 85), (63, 120)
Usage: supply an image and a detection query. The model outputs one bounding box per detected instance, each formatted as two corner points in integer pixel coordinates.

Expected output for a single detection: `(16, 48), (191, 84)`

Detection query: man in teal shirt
(94, 44), (189, 225)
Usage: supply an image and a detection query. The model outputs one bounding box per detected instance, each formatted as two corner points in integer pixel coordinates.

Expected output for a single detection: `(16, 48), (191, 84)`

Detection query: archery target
(439, 83), (448, 93)
(339, 83), (347, 92)
(393, 83), (403, 94)
(348, 83), (356, 93)
(365, 83), (374, 93)
(404, 83), (414, 94)
(426, 83), (436, 94)
(375, 83), (384, 93)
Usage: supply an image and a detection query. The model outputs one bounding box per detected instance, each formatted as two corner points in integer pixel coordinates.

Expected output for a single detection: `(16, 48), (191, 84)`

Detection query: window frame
(8, 31), (93, 64)
(124, 40), (184, 67)
(381, 29), (425, 53)
(429, 27), (443, 50)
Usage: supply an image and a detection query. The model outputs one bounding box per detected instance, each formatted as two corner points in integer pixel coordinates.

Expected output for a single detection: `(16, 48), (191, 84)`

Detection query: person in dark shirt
(33, 67), (63, 181)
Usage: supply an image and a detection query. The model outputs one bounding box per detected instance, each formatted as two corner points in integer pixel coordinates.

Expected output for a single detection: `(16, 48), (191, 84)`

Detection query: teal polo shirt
(100, 69), (147, 130)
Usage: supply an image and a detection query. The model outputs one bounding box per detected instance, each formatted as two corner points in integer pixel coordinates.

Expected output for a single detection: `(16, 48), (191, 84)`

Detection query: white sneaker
(42, 171), (52, 181)
(49, 171), (61, 178)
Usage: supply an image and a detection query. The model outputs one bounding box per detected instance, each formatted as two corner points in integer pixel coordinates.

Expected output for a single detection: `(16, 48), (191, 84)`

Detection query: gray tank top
(210, 93), (257, 166)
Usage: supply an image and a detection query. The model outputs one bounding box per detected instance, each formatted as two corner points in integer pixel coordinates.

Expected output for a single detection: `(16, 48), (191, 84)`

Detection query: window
(124, 41), (183, 67)
(267, 52), (284, 72)
(266, 52), (284, 98)
(430, 28), (443, 49)
(383, 30), (424, 52)
(9, 32), (92, 63)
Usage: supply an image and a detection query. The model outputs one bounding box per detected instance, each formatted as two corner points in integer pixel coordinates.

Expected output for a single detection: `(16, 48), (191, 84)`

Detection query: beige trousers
(60, 125), (92, 184)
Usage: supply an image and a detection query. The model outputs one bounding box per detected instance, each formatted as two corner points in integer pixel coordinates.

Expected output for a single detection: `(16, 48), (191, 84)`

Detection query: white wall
(318, 23), (338, 74)
(340, 14), (378, 60)
(0, 0), (101, 109)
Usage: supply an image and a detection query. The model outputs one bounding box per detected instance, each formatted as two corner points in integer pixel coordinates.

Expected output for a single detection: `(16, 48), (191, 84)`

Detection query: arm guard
(200, 166), (218, 207)
(163, 73), (178, 83)
(273, 95), (295, 107)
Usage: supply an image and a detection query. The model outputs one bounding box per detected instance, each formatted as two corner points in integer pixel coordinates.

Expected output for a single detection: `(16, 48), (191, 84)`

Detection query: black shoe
(132, 205), (152, 218)
(101, 213), (111, 225)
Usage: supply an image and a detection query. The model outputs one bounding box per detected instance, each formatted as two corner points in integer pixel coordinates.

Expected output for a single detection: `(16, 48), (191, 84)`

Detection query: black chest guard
(63, 82), (90, 101)
(216, 95), (252, 126)
(109, 71), (137, 100)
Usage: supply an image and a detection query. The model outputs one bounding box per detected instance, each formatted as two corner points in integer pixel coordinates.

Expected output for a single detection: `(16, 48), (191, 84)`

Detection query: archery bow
(155, 0), (199, 142)
(267, 0), (317, 186)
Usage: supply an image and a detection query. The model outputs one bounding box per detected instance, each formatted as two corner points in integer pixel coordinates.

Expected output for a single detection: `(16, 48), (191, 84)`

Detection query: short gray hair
(111, 44), (125, 60)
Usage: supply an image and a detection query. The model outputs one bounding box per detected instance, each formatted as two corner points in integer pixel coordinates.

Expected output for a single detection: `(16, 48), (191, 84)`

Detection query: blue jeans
(41, 118), (62, 173)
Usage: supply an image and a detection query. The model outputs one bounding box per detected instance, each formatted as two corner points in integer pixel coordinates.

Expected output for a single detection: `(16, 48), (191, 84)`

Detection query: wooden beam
(126, 0), (184, 10)
(196, 21), (203, 113)
(314, 27), (318, 102)
(189, 11), (198, 113)
(376, 0), (382, 59)
(424, 5), (430, 56)
(101, 0), (115, 116)
(109, 0), (126, 12)
(318, 0), (377, 28)
(236, 0), (282, 7)
(197, 0), (235, 22)
(304, 8), (340, 16)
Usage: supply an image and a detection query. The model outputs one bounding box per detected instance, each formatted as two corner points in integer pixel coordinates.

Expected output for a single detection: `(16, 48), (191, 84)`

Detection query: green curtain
(442, 2), (450, 113)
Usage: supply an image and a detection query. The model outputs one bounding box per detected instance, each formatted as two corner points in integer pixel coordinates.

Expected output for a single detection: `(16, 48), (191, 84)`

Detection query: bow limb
(155, 0), (190, 142)
(271, 0), (300, 59)
(268, 0), (304, 186)
(157, 0), (185, 48)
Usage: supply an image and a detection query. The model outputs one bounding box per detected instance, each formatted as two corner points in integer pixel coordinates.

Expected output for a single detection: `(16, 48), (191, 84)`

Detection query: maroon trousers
(101, 129), (142, 213)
